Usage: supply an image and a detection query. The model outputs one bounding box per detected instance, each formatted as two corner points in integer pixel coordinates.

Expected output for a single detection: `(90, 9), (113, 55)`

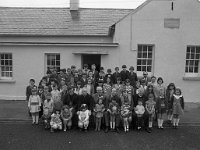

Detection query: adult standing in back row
(120, 65), (129, 83)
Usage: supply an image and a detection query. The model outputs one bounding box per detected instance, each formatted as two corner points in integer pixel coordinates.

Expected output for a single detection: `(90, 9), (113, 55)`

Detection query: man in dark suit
(120, 65), (129, 83)
(128, 66), (138, 88)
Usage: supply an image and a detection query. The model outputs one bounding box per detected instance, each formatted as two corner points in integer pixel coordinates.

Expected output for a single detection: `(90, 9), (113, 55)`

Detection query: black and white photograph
(0, 0), (200, 150)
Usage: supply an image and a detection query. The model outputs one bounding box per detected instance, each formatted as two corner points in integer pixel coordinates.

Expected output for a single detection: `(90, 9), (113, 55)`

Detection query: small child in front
(94, 97), (105, 131)
(50, 110), (62, 132)
(108, 98), (120, 131)
(28, 88), (41, 125)
(121, 98), (132, 132)
(77, 104), (91, 132)
(61, 105), (72, 131)
(135, 100), (145, 130)
(145, 93), (156, 132)
(171, 88), (184, 129)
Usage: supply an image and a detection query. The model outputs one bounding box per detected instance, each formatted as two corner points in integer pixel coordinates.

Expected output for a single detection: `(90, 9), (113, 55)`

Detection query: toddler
(61, 105), (72, 131)
(50, 110), (62, 132)
(135, 100), (145, 130)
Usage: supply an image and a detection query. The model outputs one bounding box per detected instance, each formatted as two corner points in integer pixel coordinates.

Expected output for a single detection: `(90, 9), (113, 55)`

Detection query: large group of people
(26, 64), (184, 133)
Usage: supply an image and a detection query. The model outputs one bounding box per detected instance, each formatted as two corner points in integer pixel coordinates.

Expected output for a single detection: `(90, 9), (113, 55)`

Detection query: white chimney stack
(70, 0), (79, 11)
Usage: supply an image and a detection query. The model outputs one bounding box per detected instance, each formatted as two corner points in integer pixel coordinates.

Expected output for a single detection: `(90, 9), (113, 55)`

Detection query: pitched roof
(0, 7), (132, 36)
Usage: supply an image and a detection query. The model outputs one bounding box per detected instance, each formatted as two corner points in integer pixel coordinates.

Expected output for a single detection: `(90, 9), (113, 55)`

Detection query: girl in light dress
(170, 88), (184, 129)
(77, 104), (91, 132)
(28, 88), (41, 125)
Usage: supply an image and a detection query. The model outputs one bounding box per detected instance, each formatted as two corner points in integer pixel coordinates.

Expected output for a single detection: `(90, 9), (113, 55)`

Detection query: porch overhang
(73, 50), (109, 55)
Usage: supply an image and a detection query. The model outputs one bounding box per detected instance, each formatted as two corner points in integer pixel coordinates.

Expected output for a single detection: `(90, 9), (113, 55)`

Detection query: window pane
(137, 60), (141, 65)
(189, 60), (194, 66)
(143, 52), (147, 58)
(138, 52), (142, 58)
(195, 54), (199, 59)
(185, 67), (188, 73)
(1, 60), (4, 65)
(52, 60), (55, 66)
(191, 53), (195, 59)
(148, 51), (152, 58)
(191, 47), (195, 53)
(56, 55), (60, 60)
(194, 67), (198, 73)
(147, 66), (151, 72)
(56, 61), (60, 66)
(195, 60), (199, 67)
(138, 45), (142, 51)
(189, 66), (193, 72)
(186, 53), (190, 59)
(137, 66), (141, 71)
(143, 46), (147, 52)
(147, 60), (152, 65)
(186, 47), (190, 53)
(148, 46), (153, 52)
(197, 47), (200, 54)
(142, 60), (146, 65)
(5, 54), (8, 59)
(5, 60), (9, 65)
(186, 60), (189, 66)
(142, 66), (146, 71)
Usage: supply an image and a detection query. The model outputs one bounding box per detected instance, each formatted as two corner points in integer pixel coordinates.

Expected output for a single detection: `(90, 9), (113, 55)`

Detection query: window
(0, 53), (13, 79)
(137, 45), (154, 74)
(185, 46), (200, 76)
(46, 53), (60, 72)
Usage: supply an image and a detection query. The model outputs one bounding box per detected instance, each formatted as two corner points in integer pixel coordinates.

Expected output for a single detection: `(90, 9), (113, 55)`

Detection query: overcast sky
(0, 0), (146, 9)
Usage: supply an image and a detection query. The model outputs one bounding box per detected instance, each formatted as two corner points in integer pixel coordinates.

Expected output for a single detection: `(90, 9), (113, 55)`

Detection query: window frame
(136, 44), (154, 76)
(45, 53), (60, 75)
(184, 46), (200, 77)
(0, 53), (13, 80)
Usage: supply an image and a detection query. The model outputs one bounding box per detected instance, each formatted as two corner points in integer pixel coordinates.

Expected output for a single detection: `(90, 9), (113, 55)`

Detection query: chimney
(70, 0), (79, 11)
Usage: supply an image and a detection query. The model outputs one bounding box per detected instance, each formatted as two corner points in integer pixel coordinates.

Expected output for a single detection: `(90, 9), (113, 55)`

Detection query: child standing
(108, 98), (120, 131)
(121, 98), (132, 132)
(50, 110), (62, 132)
(28, 88), (41, 125)
(156, 89), (167, 129)
(61, 105), (72, 131)
(42, 92), (53, 129)
(171, 88), (184, 129)
(145, 93), (156, 132)
(166, 83), (176, 125)
(94, 97), (105, 131)
(77, 104), (91, 132)
(135, 100), (145, 130)
(85, 79), (95, 95)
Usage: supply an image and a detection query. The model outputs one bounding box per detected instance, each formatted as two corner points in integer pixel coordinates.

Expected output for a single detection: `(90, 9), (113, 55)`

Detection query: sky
(0, 0), (146, 9)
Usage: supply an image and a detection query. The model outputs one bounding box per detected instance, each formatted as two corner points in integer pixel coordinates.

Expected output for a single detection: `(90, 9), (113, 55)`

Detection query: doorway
(82, 54), (101, 71)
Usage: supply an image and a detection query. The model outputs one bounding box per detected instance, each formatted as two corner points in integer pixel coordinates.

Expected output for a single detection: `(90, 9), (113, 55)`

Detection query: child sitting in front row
(135, 99), (145, 130)
(94, 97), (105, 131)
(61, 105), (72, 131)
(50, 110), (62, 132)
(77, 104), (91, 132)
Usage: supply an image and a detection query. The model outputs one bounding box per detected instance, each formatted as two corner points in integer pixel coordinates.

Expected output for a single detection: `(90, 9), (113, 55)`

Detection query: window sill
(0, 79), (16, 83)
(183, 77), (200, 81)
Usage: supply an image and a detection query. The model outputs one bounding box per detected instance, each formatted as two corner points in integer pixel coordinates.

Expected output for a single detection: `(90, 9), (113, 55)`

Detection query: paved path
(0, 123), (200, 150)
